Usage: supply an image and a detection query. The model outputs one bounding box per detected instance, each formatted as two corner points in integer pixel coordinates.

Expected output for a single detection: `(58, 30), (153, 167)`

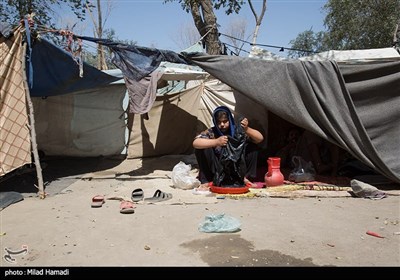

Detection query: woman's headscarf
(211, 106), (236, 137)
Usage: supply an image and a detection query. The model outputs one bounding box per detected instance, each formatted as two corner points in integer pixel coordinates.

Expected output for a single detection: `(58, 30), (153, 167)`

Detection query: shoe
(144, 189), (172, 202)
(91, 195), (105, 208)
(120, 201), (136, 214)
(131, 188), (144, 202)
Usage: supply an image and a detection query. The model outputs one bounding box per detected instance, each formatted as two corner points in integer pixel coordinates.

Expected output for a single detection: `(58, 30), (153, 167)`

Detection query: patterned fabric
(0, 27), (31, 176)
(195, 128), (216, 139)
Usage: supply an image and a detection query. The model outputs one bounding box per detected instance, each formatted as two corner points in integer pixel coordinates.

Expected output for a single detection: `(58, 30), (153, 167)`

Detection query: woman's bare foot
(192, 182), (211, 195)
(197, 182), (210, 191)
(244, 178), (258, 188)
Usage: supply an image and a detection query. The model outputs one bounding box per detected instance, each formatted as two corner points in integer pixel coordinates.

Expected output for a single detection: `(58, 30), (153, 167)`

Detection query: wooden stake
(21, 42), (45, 199)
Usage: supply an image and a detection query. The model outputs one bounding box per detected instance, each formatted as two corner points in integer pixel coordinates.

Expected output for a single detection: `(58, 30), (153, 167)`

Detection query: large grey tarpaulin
(185, 53), (400, 185)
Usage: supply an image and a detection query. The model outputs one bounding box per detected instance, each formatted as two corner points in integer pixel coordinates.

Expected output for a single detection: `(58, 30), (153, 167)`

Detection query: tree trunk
(249, 0), (267, 46)
(190, 0), (221, 55)
(96, 0), (108, 70)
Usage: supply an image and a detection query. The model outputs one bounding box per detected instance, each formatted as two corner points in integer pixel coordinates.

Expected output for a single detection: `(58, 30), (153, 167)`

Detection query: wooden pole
(21, 43), (46, 199)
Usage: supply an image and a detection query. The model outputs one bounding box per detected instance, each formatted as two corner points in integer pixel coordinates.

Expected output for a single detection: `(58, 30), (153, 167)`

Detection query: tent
(1, 24), (197, 180)
(34, 35), (399, 188)
(184, 50), (400, 185)
(1, 23), (122, 180)
(4, 20), (399, 189)
(1, 24), (266, 170)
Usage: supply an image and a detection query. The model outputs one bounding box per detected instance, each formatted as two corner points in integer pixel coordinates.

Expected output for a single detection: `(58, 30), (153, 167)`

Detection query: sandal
(91, 195), (105, 208)
(131, 188), (144, 202)
(144, 189), (172, 202)
(120, 201), (136, 214)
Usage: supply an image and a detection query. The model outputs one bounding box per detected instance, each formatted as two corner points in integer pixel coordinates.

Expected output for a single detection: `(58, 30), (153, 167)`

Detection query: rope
(199, 24), (216, 42)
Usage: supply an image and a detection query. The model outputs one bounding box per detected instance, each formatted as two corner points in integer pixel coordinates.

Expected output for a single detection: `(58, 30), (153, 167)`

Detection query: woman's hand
(240, 117), (249, 131)
(240, 117), (264, 144)
(217, 135), (229, 147)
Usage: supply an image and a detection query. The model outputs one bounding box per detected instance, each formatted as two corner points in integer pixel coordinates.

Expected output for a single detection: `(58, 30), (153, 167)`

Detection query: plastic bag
(198, 213), (241, 233)
(288, 156), (316, 182)
(214, 123), (247, 187)
(171, 161), (201, 190)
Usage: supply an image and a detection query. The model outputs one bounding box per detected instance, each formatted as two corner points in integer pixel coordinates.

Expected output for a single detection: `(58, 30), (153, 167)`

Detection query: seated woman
(193, 106), (264, 189)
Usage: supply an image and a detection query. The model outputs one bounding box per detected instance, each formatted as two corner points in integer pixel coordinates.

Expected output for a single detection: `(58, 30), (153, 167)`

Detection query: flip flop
(91, 195), (105, 208)
(131, 188), (144, 202)
(120, 201), (136, 214)
(144, 189), (172, 202)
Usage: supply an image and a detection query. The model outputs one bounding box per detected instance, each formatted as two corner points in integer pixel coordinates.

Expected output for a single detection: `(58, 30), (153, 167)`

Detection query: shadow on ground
(117, 154), (196, 177)
(0, 156), (125, 196)
(181, 234), (318, 267)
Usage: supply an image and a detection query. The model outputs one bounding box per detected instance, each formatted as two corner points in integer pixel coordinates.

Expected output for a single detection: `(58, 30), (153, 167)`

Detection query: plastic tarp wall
(32, 83), (127, 157)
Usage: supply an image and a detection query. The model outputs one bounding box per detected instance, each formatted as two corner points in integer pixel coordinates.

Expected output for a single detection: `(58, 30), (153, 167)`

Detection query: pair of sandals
(131, 188), (172, 203)
(91, 195), (136, 214)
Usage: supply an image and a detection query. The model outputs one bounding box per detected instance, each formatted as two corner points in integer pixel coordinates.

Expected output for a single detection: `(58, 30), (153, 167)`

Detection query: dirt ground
(0, 154), (399, 270)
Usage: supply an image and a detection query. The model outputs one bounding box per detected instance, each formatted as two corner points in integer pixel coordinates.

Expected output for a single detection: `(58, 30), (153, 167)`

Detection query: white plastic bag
(171, 161), (201, 190)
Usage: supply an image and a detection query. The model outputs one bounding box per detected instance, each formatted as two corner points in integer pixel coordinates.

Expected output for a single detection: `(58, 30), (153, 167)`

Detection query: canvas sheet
(0, 27), (31, 176)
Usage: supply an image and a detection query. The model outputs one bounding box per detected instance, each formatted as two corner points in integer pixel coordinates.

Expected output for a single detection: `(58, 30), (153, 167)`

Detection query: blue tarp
(28, 39), (120, 97)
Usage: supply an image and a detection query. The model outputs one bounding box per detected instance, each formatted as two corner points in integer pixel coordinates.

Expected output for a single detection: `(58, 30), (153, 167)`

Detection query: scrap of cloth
(77, 36), (190, 114)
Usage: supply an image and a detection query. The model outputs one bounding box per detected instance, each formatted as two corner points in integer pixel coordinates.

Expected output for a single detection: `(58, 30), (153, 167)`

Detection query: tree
(85, 0), (114, 70)
(288, 0), (400, 58)
(248, 0), (266, 45)
(164, 0), (245, 55)
(288, 29), (327, 58)
(222, 0), (267, 56)
(324, 0), (400, 50)
(0, 0), (89, 30)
